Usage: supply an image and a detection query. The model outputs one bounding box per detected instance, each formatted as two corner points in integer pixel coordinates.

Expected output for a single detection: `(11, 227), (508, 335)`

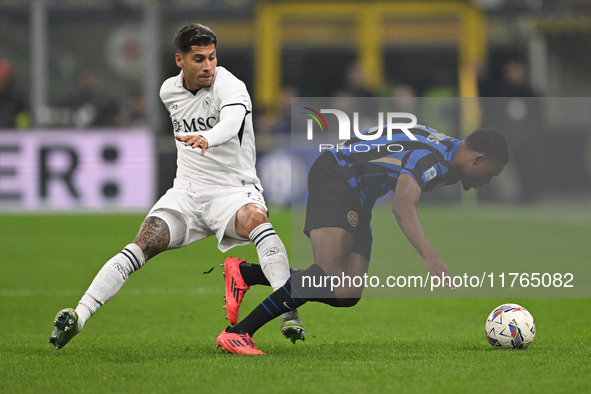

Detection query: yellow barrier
(254, 1), (487, 110)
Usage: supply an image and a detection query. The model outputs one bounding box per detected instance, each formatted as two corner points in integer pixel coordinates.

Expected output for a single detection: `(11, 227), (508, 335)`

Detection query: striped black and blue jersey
(329, 125), (461, 211)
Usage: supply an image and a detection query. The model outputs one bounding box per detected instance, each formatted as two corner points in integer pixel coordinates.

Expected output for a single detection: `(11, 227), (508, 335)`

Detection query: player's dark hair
(465, 128), (509, 164)
(175, 23), (217, 53)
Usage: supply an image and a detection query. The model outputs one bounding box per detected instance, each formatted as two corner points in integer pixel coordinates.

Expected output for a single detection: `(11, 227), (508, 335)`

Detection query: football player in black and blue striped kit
(216, 126), (509, 354)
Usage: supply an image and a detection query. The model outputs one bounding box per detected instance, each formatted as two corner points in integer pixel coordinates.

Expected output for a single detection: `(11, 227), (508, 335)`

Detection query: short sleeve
(399, 151), (439, 190)
(216, 72), (251, 113)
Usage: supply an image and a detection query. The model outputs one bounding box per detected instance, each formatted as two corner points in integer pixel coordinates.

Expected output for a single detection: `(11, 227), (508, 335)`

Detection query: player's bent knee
(239, 204), (269, 234)
(133, 210), (187, 260)
(133, 217), (169, 261)
(249, 209), (268, 227)
(333, 285), (364, 303)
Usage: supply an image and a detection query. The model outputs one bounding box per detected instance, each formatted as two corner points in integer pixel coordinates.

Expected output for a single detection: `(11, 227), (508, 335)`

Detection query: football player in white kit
(49, 23), (304, 350)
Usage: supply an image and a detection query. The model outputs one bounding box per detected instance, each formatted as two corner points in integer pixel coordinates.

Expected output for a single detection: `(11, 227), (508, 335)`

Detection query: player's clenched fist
(175, 134), (209, 155)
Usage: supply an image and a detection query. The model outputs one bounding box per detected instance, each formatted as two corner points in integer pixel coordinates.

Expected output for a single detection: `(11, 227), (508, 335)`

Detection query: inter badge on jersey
(347, 211), (359, 227)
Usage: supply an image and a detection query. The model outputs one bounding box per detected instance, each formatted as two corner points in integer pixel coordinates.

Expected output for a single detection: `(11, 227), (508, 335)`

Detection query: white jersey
(159, 66), (261, 190)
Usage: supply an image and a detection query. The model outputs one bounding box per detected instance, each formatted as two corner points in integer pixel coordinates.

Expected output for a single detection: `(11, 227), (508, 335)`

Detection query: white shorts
(147, 179), (267, 252)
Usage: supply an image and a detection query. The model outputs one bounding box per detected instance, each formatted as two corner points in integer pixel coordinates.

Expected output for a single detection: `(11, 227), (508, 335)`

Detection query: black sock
(228, 264), (332, 336)
(228, 276), (306, 336)
(239, 260), (302, 287)
(291, 264), (341, 306)
(239, 260), (269, 286)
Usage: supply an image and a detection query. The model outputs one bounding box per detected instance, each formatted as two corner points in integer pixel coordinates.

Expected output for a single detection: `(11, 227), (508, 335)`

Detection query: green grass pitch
(0, 205), (589, 393)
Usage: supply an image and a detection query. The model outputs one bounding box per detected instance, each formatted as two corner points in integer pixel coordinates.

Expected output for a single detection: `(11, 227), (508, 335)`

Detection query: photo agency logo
(302, 107), (418, 152)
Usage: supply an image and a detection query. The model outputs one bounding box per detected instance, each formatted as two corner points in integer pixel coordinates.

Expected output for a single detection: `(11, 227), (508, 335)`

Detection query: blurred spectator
(479, 58), (538, 98)
(481, 59), (542, 202)
(254, 86), (297, 152)
(270, 85), (296, 135)
(332, 63), (375, 124)
(497, 59), (537, 97)
(334, 62), (375, 98)
(254, 106), (276, 153)
(0, 58), (29, 129)
(127, 93), (147, 126)
(62, 68), (119, 128)
(391, 84), (417, 112)
(114, 91), (147, 127)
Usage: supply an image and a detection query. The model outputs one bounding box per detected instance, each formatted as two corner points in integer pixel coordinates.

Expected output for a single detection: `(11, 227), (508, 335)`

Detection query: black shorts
(304, 151), (373, 261)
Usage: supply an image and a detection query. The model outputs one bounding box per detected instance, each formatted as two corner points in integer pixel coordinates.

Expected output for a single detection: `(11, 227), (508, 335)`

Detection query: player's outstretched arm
(393, 173), (456, 290)
(174, 105), (247, 155)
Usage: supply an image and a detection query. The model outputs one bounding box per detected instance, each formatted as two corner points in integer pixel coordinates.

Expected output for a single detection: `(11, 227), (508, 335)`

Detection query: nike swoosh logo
(283, 302), (293, 311)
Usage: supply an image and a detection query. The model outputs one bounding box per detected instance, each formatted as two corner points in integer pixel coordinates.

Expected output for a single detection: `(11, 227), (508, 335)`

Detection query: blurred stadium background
(1, 0), (590, 211)
(1, 4), (590, 391)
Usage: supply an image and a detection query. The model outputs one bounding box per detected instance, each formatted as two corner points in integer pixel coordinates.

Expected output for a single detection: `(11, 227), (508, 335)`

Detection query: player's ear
(175, 53), (183, 68)
(473, 153), (486, 165)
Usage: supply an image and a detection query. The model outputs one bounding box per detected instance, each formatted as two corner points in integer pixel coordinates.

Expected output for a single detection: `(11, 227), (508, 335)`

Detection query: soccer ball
(485, 303), (536, 349)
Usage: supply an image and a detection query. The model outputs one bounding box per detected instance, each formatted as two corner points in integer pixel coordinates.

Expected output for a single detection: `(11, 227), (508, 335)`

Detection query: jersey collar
(448, 139), (461, 162)
(174, 69), (217, 94)
(174, 70), (185, 89)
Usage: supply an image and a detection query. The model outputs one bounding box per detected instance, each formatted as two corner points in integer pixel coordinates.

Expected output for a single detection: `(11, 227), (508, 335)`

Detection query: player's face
(459, 156), (505, 191)
(175, 44), (217, 90)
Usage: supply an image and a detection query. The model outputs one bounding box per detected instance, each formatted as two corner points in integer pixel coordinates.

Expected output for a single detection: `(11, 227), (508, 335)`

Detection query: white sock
(76, 243), (145, 328)
(249, 223), (290, 291)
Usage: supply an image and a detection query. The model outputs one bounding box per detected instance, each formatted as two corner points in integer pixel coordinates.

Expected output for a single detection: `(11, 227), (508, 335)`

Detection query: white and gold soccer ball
(485, 303), (536, 349)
